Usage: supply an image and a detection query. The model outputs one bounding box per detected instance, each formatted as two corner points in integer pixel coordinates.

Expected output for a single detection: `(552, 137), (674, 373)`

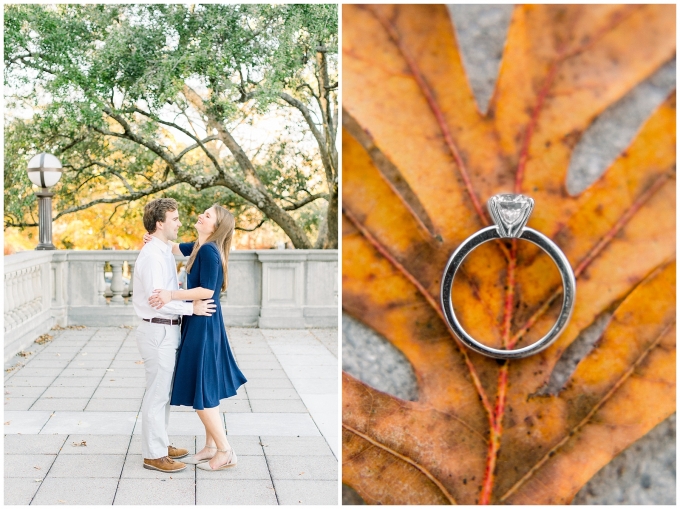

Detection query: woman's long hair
(186, 204), (235, 292)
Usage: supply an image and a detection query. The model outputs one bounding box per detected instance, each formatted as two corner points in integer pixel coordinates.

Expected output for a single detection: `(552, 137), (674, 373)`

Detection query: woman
(146, 204), (247, 471)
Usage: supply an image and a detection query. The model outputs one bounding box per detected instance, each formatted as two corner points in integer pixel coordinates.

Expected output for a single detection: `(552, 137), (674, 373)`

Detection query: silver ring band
(440, 195), (576, 359)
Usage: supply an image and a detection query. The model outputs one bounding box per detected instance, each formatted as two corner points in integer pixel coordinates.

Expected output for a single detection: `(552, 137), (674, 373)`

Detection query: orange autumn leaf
(342, 4), (675, 505)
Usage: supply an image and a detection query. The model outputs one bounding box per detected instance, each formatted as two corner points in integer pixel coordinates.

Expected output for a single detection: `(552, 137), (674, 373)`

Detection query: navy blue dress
(170, 242), (247, 410)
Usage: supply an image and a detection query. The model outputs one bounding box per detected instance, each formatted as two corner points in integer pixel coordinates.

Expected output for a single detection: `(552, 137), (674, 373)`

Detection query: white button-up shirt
(133, 236), (193, 319)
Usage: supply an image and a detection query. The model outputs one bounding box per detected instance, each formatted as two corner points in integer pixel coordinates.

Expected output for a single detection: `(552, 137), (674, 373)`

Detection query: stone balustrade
(4, 249), (338, 361)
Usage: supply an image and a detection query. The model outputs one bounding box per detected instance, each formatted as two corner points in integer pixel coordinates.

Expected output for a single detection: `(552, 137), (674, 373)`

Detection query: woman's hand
(143, 232), (152, 244)
(149, 289), (172, 309)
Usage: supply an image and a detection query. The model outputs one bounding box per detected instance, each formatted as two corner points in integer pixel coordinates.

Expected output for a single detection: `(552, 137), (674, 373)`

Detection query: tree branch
(174, 135), (220, 162)
(282, 193), (328, 211)
(235, 218), (266, 232)
(129, 106), (226, 178)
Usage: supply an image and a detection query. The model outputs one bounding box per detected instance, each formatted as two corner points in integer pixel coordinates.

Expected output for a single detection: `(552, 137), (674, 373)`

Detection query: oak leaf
(342, 4), (675, 505)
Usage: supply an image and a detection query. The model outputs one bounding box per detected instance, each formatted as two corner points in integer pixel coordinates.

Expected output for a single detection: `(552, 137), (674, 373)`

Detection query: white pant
(135, 322), (180, 459)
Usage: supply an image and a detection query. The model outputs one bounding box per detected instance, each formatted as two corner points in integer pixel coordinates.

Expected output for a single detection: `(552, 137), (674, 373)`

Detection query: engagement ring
(440, 194), (576, 359)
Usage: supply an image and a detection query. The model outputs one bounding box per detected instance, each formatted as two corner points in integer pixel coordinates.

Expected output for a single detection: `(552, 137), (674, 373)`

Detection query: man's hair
(143, 198), (179, 233)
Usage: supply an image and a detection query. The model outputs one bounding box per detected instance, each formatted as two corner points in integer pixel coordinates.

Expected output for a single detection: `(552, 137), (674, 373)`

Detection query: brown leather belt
(143, 317), (181, 326)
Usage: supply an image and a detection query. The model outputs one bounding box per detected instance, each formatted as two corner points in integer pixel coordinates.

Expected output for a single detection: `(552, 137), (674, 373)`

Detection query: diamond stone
(488, 194), (534, 238)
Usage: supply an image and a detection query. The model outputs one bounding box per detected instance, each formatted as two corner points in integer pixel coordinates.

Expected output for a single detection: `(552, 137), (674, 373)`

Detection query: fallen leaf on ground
(72, 440), (87, 447)
(135, 360), (144, 364)
(34, 334), (53, 345)
(342, 4), (675, 505)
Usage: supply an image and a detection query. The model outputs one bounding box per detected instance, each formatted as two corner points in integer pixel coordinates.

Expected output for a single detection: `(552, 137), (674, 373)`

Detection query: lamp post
(27, 152), (63, 250)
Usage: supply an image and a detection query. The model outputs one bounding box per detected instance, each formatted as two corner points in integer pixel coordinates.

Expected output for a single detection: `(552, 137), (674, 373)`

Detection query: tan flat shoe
(183, 446), (216, 465)
(196, 448), (237, 471)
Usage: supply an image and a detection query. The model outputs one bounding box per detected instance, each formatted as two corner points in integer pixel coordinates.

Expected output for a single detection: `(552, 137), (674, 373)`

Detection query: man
(132, 198), (216, 473)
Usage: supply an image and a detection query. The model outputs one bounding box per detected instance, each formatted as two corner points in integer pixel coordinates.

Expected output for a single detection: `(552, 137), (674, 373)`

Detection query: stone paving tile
(50, 375), (103, 387)
(285, 366), (337, 379)
(59, 368), (109, 378)
(31, 398), (90, 411)
(48, 454), (125, 478)
(275, 354), (337, 366)
(196, 479), (277, 505)
(114, 478), (196, 505)
(98, 377), (147, 388)
(274, 479), (338, 505)
(5, 387), (49, 398)
(86, 398), (143, 412)
(67, 360), (112, 369)
(246, 388), (301, 400)
(244, 369), (289, 379)
(245, 378), (294, 389)
(4, 477), (41, 505)
(260, 436), (334, 456)
(114, 353), (145, 360)
(225, 413), (320, 436)
(42, 386), (96, 399)
(40, 346), (83, 353)
(194, 454), (270, 480)
(59, 434), (131, 455)
(93, 387), (146, 399)
(5, 454), (57, 478)
(236, 353), (280, 362)
(6, 376), (58, 387)
(267, 456), (338, 480)
(72, 353), (116, 361)
(25, 360), (71, 368)
(32, 477), (119, 505)
(222, 435), (265, 456)
(4, 396), (38, 410)
(218, 399), (251, 412)
(102, 368), (146, 378)
(238, 361), (282, 370)
(10, 367), (64, 378)
(292, 377), (338, 394)
(40, 411), (138, 435)
(249, 399), (308, 413)
(4, 410), (52, 434)
(5, 434), (67, 455)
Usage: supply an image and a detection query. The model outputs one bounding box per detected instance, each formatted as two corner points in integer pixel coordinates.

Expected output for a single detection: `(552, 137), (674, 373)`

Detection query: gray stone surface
(4, 326), (337, 504)
(4, 434), (67, 455)
(113, 478), (196, 505)
(4, 478), (40, 505)
(196, 479), (278, 505)
(4, 454), (56, 478)
(261, 436), (334, 457)
(274, 480), (339, 505)
(344, 6), (676, 504)
(267, 456), (338, 481)
(342, 315), (417, 402)
(448, 4), (514, 114)
(48, 454), (126, 478)
(32, 478), (119, 505)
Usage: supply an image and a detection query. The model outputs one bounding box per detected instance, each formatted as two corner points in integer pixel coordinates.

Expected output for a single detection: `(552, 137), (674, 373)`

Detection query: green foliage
(4, 3), (337, 247)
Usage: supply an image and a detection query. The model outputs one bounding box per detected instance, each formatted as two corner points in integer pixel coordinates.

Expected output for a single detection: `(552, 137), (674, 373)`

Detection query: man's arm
(138, 257), (194, 316)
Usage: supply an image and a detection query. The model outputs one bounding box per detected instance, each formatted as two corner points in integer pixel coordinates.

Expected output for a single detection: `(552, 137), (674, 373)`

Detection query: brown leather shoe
(168, 445), (188, 459)
(143, 456), (186, 472)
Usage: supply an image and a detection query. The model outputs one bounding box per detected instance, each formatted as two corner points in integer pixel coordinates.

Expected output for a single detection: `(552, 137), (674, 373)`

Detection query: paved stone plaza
(4, 326), (338, 505)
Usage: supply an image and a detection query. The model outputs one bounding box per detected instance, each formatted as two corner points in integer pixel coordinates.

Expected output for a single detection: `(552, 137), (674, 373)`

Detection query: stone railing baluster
(110, 261), (125, 304)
